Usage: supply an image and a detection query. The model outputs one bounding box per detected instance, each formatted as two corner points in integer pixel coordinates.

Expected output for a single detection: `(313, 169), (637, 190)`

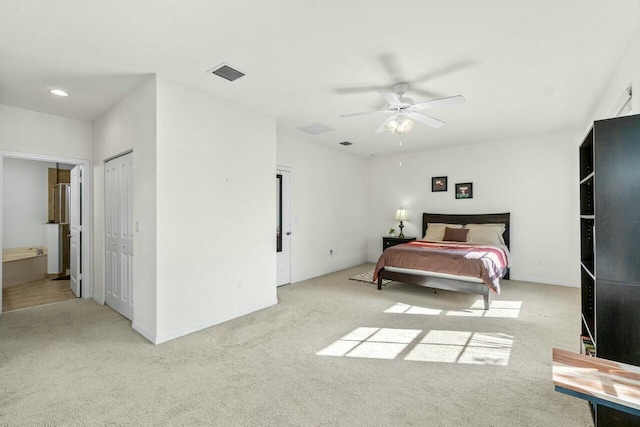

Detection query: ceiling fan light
(385, 116), (414, 135)
(398, 118), (414, 134)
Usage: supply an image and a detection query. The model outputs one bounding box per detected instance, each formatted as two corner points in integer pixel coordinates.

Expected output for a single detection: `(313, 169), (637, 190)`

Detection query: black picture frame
(431, 176), (448, 192)
(455, 182), (473, 199)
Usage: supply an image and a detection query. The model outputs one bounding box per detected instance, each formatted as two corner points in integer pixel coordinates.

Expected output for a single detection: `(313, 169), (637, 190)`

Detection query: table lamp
(394, 208), (408, 238)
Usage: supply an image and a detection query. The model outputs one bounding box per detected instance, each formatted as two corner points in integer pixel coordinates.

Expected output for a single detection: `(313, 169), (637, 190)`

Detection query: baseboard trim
(153, 298), (278, 345)
(508, 275), (579, 288)
(293, 259), (368, 283)
(132, 321), (157, 344)
(93, 295), (105, 305)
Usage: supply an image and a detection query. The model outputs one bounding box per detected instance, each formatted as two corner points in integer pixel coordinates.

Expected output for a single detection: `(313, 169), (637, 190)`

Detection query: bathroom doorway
(0, 153), (92, 314)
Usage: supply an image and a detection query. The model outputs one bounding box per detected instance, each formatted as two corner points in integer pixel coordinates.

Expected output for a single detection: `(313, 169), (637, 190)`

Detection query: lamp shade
(394, 208), (408, 221)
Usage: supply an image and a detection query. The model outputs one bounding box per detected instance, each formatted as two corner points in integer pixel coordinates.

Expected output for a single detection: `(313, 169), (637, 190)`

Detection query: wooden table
(552, 348), (640, 417)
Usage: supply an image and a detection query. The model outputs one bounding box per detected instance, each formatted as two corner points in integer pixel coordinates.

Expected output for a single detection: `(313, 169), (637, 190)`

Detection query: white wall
(154, 77), (277, 343)
(93, 76), (157, 339)
(277, 135), (369, 282)
(0, 105), (92, 159)
(589, 22), (640, 121)
(367, 130), (581, 287)
(2, 158), (53, 248)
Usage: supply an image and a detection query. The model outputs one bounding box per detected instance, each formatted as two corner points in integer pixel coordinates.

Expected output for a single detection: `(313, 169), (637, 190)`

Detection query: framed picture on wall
(455, 182), (473, 199)
(431, 176), (448, 192)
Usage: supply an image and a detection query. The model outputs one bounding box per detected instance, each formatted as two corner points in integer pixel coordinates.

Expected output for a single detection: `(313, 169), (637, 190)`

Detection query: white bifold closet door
(105, 152), (134, 320)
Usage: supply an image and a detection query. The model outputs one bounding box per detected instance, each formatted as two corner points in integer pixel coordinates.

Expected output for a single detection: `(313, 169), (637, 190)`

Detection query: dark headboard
(422, 212), (511, 249)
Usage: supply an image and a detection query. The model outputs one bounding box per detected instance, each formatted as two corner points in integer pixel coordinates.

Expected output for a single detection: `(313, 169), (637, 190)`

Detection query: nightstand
(382, 236), (416, 251)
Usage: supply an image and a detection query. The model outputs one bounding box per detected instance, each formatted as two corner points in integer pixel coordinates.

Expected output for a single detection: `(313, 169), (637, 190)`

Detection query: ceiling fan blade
(410, 87), (444, 99)
(379, 91), (402, 105)
(334, 85), (390, 94)
(379, 53), (402, 82)
(375, 115), (398, 133)
(406, 111), (445, 128)
(411, 60), (475, 84)
(413, 95), (466, 110)
(341, 110), (389, 118)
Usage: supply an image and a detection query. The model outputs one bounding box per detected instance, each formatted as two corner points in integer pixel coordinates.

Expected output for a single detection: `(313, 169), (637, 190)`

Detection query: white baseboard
(293, 259), (368, 283)
(153, 298), (278, 345)
(93, 295), (105, 305)
(132, 321), (157, 344)
(508, 275), (579, 288)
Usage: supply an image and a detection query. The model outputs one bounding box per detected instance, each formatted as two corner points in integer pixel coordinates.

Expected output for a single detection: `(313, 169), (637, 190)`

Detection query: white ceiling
(1, 0), (639, 157)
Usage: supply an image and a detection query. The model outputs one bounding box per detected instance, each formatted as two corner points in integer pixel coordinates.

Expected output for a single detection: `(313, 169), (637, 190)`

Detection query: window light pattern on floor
(384, 300), (522, 318)
(404, 330), (513, 366)
(316, 327), (421, 359)
(317, 328), (513, 366)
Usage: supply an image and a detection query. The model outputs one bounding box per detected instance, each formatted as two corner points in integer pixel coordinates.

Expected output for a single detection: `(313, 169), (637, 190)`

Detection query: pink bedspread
(373, 241), (510, 294)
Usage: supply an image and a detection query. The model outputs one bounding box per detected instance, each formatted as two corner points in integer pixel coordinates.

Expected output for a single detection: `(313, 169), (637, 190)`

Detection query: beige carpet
(0, 263), (592, 426)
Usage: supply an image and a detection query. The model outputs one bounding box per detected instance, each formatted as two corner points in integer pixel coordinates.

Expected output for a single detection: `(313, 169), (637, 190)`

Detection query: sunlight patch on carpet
(405, 331), (513, 366)
(317, 327), (513, 365)
(384, 300), (522, 318)
(385, 303), (442, 316)
(316, 327), (420, 359)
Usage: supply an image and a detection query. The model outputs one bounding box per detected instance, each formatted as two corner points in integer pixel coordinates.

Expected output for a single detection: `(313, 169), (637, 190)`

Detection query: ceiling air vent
(339, 141), (353, 146)
(208, 63), (245, 82)
(296, 122), (335, 135)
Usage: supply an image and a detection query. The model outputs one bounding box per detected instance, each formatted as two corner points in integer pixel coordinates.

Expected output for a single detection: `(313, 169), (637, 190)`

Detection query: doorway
(276, 168), (291, 286)
(0, 153), (92, 314)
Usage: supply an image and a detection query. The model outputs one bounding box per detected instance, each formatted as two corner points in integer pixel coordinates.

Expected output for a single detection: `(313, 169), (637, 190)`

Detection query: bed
(374, 212), (511, 310)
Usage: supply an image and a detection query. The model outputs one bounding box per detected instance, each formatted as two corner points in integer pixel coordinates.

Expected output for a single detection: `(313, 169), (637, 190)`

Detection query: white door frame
(276, 166), (292, 286)
(0, 151), (93, 315)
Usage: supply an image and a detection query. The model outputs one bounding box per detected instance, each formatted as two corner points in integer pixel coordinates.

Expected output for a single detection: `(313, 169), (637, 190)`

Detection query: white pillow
(465, 223), (506, 245)
(423, 223), (464, 241)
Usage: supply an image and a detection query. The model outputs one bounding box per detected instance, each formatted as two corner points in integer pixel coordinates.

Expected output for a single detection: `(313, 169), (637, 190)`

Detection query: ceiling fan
(341, 83), (465, 134)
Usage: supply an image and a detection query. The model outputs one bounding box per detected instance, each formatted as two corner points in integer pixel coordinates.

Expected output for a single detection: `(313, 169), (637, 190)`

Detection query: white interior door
(69, 166), (82, 297)
(276, 169), (291, 286)
(105, 153), (134, 320)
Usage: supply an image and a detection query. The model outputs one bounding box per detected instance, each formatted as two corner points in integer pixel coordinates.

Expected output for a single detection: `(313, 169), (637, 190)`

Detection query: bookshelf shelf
(579, 172), (595, 185)
(580, 262), (594, 279)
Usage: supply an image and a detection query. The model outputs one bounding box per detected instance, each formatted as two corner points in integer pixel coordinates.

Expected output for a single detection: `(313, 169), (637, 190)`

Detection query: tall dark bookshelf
(580, 127), (595, 346)
(579, 114), (640, 426)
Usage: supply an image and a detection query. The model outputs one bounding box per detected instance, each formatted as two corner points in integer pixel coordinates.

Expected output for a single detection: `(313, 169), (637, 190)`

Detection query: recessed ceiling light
(49, 89), (69, 97)
(296, 122), (335, 135)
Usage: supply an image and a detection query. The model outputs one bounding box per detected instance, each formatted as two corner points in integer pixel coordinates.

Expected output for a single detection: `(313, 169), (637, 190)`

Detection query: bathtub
(2, 246), (48, 288)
